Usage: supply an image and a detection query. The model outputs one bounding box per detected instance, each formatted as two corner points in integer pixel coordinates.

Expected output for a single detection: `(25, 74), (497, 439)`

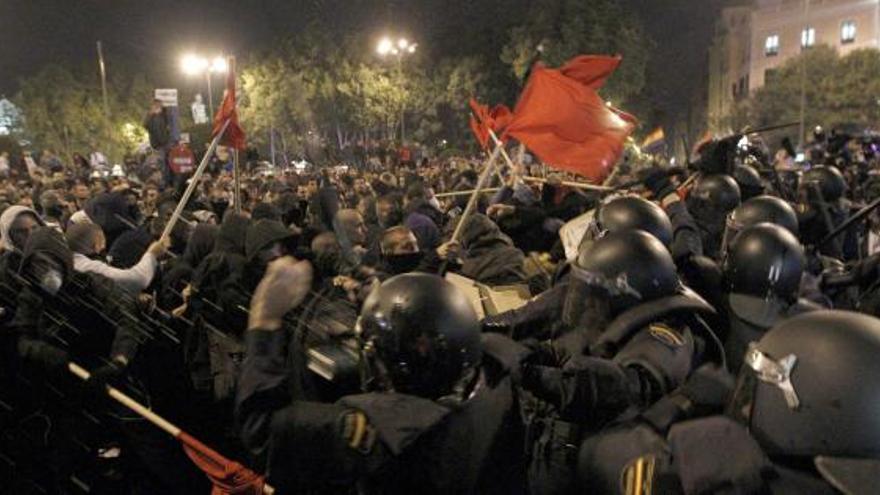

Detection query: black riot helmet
(356, 273), (482, 400)
(722, 223), (805, 328)
(688, 174), (742, 215)
(732, 164), (764, 201)
(730, 311), (880, 492)
(583, 195), (673, 248)
(721, 195), (799, 257)
(801, 165), (846, 202)
(564, 230), (679, 325)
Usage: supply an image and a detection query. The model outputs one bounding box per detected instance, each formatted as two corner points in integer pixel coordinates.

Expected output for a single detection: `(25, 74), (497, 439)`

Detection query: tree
(14, 64), (154, 161)
(730, 46), (880, 132)
(500, 0), (650, 107)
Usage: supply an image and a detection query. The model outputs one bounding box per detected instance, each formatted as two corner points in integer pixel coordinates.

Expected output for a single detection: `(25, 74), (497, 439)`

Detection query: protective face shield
(561, 264), (629, 331)
(729, 341), (799, 426)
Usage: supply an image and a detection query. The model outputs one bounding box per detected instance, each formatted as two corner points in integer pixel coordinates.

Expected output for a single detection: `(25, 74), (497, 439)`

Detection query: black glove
(639, 167), (677, 200)
(84, 359), (128, 397)
(677, 364), (735, 414)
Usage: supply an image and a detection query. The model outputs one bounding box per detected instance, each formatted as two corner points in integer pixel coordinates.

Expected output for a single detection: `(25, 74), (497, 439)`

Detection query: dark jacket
(459, 214), (527, 286)
(12, 228), (141, 367)
(235, 331), (528, 494)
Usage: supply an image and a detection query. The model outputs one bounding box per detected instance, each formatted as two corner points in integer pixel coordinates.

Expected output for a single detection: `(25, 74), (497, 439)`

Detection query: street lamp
(376, 36), (417, 141)
(180, 53), (227, 119)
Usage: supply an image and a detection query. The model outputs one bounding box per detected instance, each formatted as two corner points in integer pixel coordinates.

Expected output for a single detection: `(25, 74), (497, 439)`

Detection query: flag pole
(161, 118), (230, 242)
(229, 56), (243, 215)
(68, 362), (275, 494)
(449, 142), (504, 243)
(233, 149), (242, 214)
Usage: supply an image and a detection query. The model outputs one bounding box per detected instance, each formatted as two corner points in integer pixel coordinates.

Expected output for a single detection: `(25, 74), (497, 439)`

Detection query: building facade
(750, 0), (880, 90)
(708, 5), (754, 133)
(707, 0), (880, 132)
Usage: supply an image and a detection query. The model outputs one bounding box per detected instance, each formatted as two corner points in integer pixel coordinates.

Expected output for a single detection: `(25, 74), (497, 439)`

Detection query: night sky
(0, 0), (731, 124)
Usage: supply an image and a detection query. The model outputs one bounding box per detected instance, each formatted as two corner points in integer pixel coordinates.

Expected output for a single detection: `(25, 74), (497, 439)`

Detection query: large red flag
(503, 55), (637, 183)
(212, 57), (246, 150)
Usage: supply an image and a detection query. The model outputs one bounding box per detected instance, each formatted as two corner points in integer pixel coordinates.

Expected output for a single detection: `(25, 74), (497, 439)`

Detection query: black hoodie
(458, 214), (527, 286)
(13, 227), (140, 366)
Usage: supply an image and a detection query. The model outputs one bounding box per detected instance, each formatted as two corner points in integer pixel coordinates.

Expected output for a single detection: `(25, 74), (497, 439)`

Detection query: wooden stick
(68, 361), (275, 494)
(522, 176), (614, 192)
(161, 118), (230, 242)
(450, 144), (503, 243)
(69, 362), (181, 436)
(435, 188), (501, 198)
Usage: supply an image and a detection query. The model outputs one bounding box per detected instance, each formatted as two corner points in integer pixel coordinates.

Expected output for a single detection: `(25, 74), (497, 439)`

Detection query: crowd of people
(2, 117), (880, 494)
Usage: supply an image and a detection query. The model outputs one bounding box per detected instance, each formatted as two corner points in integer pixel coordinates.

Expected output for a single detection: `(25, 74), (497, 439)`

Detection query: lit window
(841, 20), (856, 44)
(765, 34), (780, 56)
(801, 27), (816, 48)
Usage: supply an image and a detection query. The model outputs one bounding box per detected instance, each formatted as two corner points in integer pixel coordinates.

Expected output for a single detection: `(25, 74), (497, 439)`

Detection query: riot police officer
(236, 262), (529, 494)
(484, 195), (685, 342)
(517, 230), (719, 494)
(721, 195), (799, 257)
(797, 164), (853, 259)
(686, 174), (742, 260)
(732, 164), (765, 202)
(578, 310), (880, 494)
(721, 223), (821, 369)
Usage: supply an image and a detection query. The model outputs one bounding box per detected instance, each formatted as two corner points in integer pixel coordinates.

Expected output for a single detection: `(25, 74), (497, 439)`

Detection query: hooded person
(244, 219), (297, 291)
(488, 183), (556, 254)
(458, 214), (527, 286)
(191, 212), (251, 333)
(13, 226), (140, 369)
(66, 222), (167, 296)
(187, 213), (252, 402)
(159, 223), (218, 311)
(84, 190), (142, 249)
(12, 226), (208, 493)
(107, 198), (185, 269)
(403, 183), (442, 252)
(0, 205), (45, 279)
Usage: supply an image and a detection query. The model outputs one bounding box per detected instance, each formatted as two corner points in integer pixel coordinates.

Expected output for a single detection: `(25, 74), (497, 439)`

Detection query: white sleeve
(74, 252), (158, 294)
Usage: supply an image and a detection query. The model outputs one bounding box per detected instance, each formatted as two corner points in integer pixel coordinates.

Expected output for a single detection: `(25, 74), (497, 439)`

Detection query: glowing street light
(377, 38), (393, 56)
(180, 53), (228, 118)
(375, 35), (418, 142)
(181, 54), (209, 75)
(210, 56), (228, 74)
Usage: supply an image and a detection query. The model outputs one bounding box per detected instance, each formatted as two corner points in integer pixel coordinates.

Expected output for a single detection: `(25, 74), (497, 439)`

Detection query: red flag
(212, 57), (246, 150)
(180, 431), (265, 495)
(468, 98), (513, 150)
(503, 55), (637, 183)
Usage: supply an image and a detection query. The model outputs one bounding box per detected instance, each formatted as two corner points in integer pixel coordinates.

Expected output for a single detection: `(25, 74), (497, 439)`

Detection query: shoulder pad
(339, 410), (378, 454)
(593, 295), (714, 358)
(339, 393), (451, 455)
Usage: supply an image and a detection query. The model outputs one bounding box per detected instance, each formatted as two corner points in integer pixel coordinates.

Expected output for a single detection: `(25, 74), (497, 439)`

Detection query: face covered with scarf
(381, 227), (423, 275)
